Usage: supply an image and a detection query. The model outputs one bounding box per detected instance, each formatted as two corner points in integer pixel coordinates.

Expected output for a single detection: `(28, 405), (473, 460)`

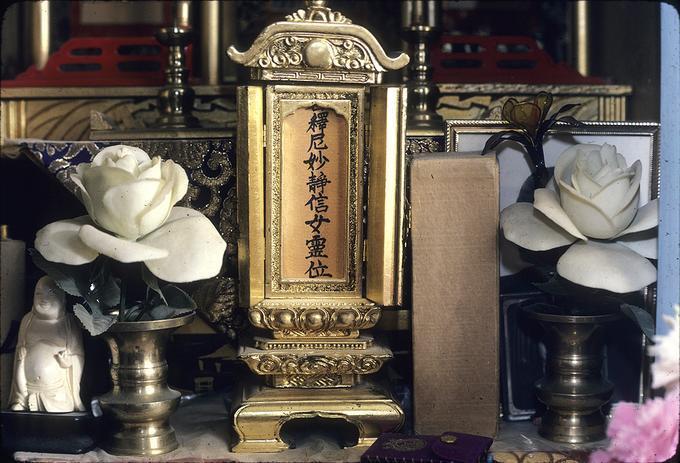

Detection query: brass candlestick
(402, 0), (444, 134)
(155, 25), (199, 128)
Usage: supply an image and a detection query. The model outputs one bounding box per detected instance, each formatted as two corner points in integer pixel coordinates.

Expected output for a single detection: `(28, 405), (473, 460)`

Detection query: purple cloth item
(361, 432), (493, 463)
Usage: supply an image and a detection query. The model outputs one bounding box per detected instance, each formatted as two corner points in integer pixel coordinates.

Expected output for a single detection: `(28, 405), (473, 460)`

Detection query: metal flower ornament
(485, 92), (658, 335)
(483, 92), (583, 189)
(31, 145), (227, 335)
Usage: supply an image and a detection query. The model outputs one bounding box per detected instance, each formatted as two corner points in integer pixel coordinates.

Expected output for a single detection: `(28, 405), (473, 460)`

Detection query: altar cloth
(14, 393), (605, 462)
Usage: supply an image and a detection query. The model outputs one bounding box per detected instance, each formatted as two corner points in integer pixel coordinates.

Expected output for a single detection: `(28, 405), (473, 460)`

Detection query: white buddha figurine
(9, 276), (85, 412)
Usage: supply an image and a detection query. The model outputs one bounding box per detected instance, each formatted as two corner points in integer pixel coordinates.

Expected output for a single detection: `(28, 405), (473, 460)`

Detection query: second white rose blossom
(35, 145), (226, 283)
(501, 143), (658, 293)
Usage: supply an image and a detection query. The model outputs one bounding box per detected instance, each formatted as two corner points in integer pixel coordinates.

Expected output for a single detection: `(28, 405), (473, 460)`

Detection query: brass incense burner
(228, 0), (409, 452)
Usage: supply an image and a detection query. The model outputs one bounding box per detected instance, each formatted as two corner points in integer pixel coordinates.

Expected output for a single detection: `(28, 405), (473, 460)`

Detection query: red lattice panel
(3, 37), (192, 87)
(432, 35), (603, 84)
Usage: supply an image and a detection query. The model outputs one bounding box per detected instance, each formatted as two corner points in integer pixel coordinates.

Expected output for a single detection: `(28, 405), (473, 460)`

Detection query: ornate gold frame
(266, 85), (364, 296)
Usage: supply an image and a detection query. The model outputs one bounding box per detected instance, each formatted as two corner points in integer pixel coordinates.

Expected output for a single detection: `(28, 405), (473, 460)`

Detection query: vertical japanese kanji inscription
(281, 103), (348, 281)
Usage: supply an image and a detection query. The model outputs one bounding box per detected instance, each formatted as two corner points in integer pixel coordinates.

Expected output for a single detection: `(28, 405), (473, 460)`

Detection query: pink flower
(589, 388), (679, 463)
(589, 450), (614, 463)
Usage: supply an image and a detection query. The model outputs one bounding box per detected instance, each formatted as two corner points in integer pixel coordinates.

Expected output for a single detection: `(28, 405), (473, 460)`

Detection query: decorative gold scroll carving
(239, 346), (392, 387)
(255, 36), (376, 71)
(227, 2), (408, 84)
(247, 354), (385, 376)
(285, 1), (351, 24)
(229, 29), (408, 73)
(254, 336), (373, 350)
(273, 374), (347, 388)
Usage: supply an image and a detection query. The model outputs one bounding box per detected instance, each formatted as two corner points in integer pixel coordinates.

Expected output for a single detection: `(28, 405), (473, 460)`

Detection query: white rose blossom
(35, 145), (226, 283)
(501, 143), (658, 293)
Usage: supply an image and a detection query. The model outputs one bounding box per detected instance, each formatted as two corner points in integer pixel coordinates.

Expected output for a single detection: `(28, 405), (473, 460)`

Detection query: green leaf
(162, 285), (197, 310)
(84, 259), (120, 312)
(29, 249), (89, 297)
(141, 265), (167, 305)
(556, 116), (584, 127)
(73, 303), (117, 336)
(147, 305), (194, 320)
(139, 285), (196, 321)
(621, 303), (655, 342)
(481, 130), (530, 155)
(551, 103), (581, 117)
(532, 275), (574, 296)
(539, 103), (582, 138)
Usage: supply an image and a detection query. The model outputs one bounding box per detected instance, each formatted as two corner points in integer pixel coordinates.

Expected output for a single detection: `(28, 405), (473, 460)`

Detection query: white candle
(1, 225), (26, 409)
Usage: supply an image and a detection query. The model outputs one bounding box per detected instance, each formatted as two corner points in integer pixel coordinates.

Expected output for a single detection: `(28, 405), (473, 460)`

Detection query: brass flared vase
(97, 313), (194, 456)
(525, 304), (620, 444)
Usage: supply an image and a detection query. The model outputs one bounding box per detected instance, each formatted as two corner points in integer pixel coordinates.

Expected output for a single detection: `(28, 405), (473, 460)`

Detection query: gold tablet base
(231, 383), (404, 453)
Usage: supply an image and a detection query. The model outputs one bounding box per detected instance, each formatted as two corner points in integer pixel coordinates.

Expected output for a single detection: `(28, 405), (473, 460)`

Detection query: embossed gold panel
(366, 86), (408, 307)
(236, 86), (265, 309)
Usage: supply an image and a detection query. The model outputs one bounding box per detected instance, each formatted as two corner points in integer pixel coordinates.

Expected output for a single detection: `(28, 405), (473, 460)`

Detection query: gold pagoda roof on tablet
(227, 0), (409, 84)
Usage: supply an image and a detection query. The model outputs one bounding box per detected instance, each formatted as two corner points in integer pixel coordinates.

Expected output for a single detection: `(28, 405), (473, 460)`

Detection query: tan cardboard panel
(411, 152), (500, 438)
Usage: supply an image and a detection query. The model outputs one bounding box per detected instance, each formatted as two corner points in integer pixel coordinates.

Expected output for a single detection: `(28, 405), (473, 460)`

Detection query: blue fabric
(659, 3), (680, 334)
(20, 141), (117, 189)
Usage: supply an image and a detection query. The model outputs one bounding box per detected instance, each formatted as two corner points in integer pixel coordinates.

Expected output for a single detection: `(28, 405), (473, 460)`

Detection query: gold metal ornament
(229, 0), (408, 452)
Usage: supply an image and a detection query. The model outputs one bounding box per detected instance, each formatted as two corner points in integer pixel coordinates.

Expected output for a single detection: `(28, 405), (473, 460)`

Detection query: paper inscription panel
(280, 103), (349, 281)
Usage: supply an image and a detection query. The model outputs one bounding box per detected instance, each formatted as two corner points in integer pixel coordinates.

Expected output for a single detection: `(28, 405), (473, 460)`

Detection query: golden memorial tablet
(228, 0), (409, 452)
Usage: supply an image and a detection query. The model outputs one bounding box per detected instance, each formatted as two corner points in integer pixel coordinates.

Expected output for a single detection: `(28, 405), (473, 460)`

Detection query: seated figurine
(9, 276), (85, 412)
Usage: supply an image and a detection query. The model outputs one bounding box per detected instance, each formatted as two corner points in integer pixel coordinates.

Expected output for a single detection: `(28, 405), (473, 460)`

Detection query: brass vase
(524, 304), (620, 443)
(97, 313), (194, 456)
